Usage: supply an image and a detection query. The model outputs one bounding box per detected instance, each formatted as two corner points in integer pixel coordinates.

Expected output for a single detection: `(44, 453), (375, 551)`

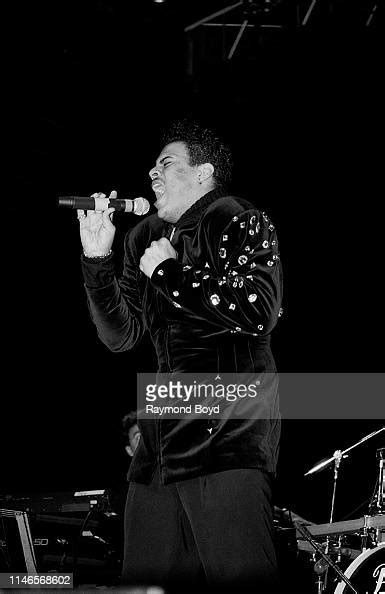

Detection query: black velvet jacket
(82, 188), (283, 484)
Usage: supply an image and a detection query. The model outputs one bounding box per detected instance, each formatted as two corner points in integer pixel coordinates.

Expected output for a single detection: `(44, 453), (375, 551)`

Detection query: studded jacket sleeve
(150, 199), (283, 336)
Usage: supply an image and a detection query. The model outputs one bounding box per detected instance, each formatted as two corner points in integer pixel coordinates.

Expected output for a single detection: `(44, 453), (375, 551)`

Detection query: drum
(334, 544), (385, 593)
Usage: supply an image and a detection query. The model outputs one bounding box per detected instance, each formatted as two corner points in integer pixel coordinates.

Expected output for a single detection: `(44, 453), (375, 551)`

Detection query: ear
(197, 163), (214, 184)
(125, 445), (133, 457)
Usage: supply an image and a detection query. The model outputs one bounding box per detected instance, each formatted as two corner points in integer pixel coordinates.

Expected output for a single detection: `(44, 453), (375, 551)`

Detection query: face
(149, 141), (201, 223)
(125, 424), (141, 457)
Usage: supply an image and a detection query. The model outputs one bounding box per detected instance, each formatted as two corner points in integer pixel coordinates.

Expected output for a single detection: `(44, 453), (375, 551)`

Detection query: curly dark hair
(161, 119), (233, 190)
(121, 410), (137, 445)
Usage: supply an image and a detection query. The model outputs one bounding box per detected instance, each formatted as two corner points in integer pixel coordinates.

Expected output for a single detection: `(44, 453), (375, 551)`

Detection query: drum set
(294, 427), (385, 593)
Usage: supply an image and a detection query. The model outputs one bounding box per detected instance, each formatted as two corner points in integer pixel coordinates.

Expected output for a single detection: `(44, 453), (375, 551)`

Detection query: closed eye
(159, 156), (174, 167)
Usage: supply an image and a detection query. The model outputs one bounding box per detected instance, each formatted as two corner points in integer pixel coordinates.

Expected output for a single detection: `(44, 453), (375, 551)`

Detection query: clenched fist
(140, 237), (177, 278)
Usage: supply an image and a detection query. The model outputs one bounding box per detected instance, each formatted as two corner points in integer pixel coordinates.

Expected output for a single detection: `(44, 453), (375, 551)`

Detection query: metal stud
(232, 216), (238, 222)
(157, 269), (164, 276)
(249, 229), (255, 236)
(229, 303), (236, 310)
(248, 294), (257, 303)
(192, 282), (200, 288)
(203, 274), (210, 280)
(262, 240), (269, 248)
(172, 291), (180, 297)
(222, 234), (228, 242)
(210, 294), (220, 306)
(219, 248), (227, 258)
(240, 221), (246, 229)
(258, 324), (263, 330)
(267, 261), (274, 267)
(238, 255), (248, 265)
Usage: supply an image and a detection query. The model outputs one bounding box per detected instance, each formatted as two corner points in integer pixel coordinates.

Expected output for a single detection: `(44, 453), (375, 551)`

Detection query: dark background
(3, 0), (384, 525)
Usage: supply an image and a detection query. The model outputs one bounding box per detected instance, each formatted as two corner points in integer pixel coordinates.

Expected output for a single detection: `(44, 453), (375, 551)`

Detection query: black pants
(121, 467), (278, 592)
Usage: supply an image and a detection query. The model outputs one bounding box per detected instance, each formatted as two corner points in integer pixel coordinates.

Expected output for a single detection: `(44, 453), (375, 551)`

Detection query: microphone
(58, 195), (150, 216)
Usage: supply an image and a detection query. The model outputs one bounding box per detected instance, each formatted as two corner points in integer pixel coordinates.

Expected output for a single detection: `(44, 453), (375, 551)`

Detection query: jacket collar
(173, 187), (226, 230)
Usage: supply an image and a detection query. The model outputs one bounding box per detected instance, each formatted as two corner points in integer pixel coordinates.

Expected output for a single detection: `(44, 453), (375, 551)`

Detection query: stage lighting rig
(184, 0), (286, 59)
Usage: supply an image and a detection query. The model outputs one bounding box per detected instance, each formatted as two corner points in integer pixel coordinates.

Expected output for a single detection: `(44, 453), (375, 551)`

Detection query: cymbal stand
(329, 450), (343, 525)
(375, 447), (384, 514)
(304, 427), (385, 477)
(369, 447), (385, 545)
(323, 450), (345, 591)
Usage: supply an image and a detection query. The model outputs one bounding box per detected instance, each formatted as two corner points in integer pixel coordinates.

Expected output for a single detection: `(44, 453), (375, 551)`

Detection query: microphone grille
(134, 197), (150, 216)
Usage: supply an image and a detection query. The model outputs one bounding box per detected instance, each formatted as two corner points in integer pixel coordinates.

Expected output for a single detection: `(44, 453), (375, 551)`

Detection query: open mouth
(152, 181), (165, 195)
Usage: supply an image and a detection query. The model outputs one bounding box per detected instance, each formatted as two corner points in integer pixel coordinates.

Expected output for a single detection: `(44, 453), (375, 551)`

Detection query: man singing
(77, 120), (283, 592)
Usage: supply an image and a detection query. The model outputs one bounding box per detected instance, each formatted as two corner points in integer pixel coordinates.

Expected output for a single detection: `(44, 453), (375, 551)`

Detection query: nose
(149, 167), (160, 180)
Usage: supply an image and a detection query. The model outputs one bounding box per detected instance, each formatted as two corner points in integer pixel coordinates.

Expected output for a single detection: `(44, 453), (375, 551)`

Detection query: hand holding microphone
(58, 189), (151, 258)
(77, 190), (117, 258)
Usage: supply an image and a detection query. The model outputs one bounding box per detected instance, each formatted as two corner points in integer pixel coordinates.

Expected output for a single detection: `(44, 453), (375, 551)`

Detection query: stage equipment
(304, 427), (385, 477)
(0, 509), (37, 573)
(333, 545), (385, 594)
(0, 489), (124, 587)
(296, 523), (358, 594)
(296, 514), (385, 554)
(184, 0), (286, 60)
(369, 447), (385, 519)
(298, 432), (385, 592)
